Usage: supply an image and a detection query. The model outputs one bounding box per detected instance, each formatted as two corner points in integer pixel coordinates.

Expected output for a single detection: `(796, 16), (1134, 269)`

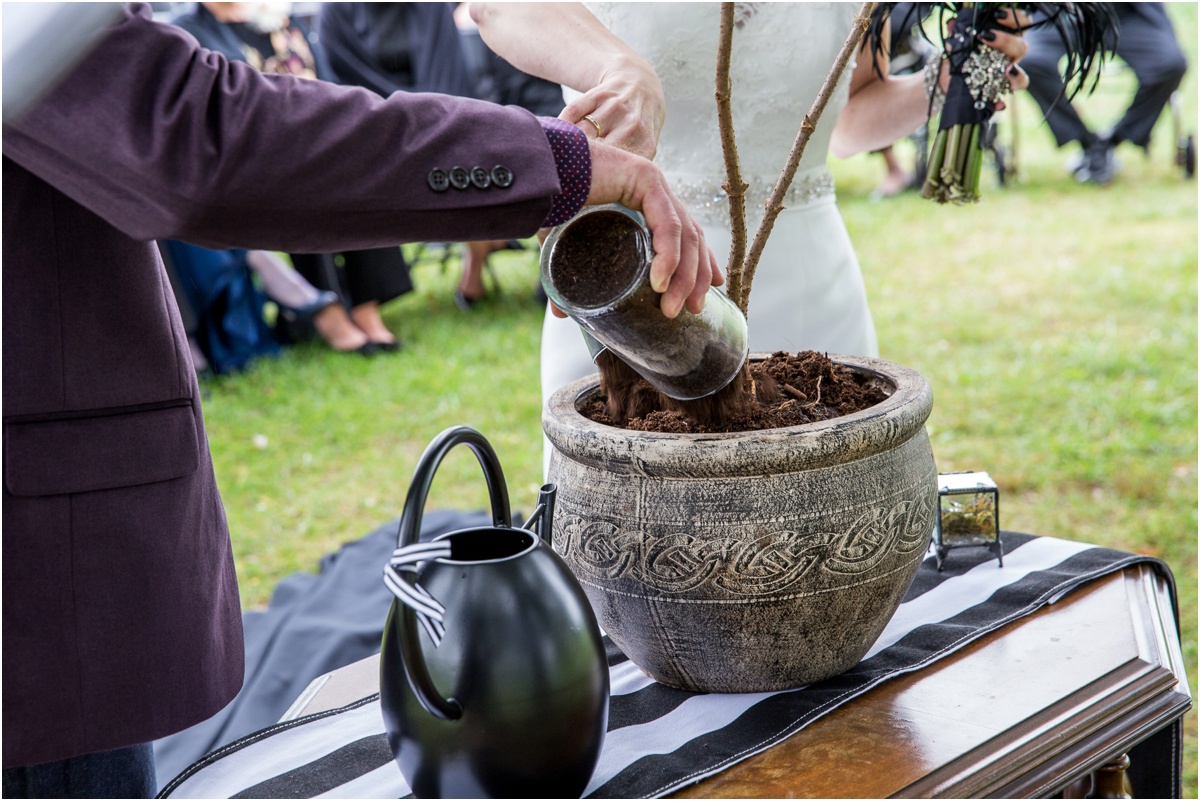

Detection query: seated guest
(162, 241), (374, 373)
(1022, 3), (1188, 185)
(171, 1), (411, 347)
(318, 2), (529, 310)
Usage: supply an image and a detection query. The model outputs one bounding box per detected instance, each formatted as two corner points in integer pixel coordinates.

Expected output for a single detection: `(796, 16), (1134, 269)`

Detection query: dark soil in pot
(586, 349), (890, 433)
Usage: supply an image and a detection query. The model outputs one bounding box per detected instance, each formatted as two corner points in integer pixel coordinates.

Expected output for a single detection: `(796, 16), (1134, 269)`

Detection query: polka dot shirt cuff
(539, 117), (591, 227)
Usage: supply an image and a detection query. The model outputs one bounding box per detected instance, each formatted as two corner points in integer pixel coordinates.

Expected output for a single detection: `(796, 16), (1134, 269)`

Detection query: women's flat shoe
(455, 290), (483, 311)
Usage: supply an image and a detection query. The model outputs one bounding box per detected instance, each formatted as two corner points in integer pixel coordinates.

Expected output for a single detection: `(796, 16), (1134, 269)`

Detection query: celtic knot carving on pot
(824, 495), (935, 575)
(554, 493), (934, 597)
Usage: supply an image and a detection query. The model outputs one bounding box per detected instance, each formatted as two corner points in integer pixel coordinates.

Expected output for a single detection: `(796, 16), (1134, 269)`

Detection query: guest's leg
(348, 300), (396, 348)
(457, 241), (499, 308)
(1108, 6), (1187, 150)
(311, 306), (373, 353)
(245, 250), (323, 310)
(873, 145), (912, 197)
(290, 251), (344, 298)
(341, 247), (413, 349)
(3, 743), (156, 799)
(1021, 27), (1094, 149)
(288, 253), (371, 352)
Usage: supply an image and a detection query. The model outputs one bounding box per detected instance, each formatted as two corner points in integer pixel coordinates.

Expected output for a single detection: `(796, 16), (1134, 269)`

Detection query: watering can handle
(393, 425), (512, 721)
(396, 425), (511, 549)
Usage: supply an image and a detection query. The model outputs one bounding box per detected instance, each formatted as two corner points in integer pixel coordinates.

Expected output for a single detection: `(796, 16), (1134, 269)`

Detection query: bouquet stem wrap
(923, 6), (1008, 203)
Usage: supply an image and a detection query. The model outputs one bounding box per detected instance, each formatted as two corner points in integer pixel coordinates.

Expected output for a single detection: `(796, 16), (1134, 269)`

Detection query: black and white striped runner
(159, 533), (1167, 799)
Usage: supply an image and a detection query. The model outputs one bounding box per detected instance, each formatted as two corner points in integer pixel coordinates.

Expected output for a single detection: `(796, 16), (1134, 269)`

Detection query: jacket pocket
(4, 401), (200, 497)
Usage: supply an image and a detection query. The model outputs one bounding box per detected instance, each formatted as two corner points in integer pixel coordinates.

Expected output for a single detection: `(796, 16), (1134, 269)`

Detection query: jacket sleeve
(1, 4), (561, 252)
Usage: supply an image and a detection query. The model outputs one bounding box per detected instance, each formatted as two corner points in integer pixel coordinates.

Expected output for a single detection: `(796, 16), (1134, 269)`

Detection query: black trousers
(1022, 3), (1187, 149)
(290, 247), (414, 310)
(3, 743), (156, 799)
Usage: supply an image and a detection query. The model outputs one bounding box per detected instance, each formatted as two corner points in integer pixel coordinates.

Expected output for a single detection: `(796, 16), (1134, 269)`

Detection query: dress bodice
(543, 3), (879, 417)
(583, 2), (857, 227)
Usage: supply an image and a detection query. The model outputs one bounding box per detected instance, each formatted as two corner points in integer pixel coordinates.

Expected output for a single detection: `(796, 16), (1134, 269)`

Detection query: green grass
(199, 7), (1197, 792)
(198, 252), (549, 605)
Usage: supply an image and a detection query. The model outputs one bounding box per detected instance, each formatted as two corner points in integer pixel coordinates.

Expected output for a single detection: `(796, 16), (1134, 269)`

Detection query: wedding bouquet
(868, 3), (1116, 204)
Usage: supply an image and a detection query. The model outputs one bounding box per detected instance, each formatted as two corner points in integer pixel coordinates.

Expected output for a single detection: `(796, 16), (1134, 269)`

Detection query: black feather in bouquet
(868, 3), (1117, 204)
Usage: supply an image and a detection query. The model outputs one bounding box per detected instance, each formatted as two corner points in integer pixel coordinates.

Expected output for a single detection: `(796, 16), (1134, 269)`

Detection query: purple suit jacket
(2, 4), (564, 768)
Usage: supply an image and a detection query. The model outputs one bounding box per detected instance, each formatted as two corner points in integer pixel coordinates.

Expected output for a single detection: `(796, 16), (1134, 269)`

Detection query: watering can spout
(523, 483), (558, 545)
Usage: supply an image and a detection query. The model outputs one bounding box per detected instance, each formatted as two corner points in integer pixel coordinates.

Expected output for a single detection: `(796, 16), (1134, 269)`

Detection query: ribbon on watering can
(383, 540), (454, 647)
(382, 491), (557, 651)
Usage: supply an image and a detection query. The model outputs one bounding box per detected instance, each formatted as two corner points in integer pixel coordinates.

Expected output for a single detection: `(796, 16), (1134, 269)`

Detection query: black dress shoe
(373, 339), (403, 353)
(1086, 139), (1117, 185)
(1075, 137), (1116, 185)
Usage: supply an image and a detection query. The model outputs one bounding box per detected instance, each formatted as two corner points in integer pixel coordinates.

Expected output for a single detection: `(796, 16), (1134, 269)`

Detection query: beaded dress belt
(672, 168), (836, 227)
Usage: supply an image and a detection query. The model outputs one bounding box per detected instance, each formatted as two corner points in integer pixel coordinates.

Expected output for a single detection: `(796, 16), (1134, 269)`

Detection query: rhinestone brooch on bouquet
(962, 47), (1012, 110)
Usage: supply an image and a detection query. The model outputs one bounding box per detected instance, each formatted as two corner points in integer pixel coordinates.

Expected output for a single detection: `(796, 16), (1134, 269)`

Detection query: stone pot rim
(543, 353), (933, 478)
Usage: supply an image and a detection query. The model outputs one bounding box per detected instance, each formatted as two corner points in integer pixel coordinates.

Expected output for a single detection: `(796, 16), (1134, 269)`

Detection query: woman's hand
(471, 2), (665, 159)
(935, 7), (1032, 107)
(979, 6), (1032, 108)
(835, 7), (1034, 157)
(559, 59), (665, 161)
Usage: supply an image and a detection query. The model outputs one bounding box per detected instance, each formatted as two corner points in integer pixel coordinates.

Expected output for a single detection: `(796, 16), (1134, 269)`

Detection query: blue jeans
(3, 743), (156, 798)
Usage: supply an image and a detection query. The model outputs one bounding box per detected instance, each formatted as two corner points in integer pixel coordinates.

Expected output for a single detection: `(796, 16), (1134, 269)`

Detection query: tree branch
(716, 2), (749, 309)
(738, 1), (875, 314)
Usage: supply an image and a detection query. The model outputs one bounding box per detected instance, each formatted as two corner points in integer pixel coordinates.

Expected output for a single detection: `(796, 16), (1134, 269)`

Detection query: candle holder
(934, 471), (1002, 571)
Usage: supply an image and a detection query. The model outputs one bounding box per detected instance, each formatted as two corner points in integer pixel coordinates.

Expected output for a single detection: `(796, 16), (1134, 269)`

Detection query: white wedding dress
(541, 2), (878, 417)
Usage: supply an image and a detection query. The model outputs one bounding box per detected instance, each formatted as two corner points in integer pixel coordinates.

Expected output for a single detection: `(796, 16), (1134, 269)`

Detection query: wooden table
(285, 563), (1191, 798)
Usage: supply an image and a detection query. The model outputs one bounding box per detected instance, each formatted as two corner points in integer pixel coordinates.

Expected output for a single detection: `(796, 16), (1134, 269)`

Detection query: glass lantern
(934, 472), (1002, 571)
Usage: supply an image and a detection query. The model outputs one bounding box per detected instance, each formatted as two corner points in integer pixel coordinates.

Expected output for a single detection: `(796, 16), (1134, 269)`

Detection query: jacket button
(428, 169), (449, 192)
(491, 165), (513, 188)
(470, 166), (491, 189)
(449, 166), (470, 190)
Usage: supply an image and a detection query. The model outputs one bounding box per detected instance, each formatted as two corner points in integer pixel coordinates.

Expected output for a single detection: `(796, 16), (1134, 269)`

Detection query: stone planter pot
(543, 354), (937, 693)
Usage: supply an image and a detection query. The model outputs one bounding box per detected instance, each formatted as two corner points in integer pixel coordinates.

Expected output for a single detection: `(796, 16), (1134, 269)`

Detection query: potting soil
(586, 350), (889, 433)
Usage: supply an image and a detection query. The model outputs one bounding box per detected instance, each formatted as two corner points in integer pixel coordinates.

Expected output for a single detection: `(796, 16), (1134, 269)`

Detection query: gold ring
(582, 114), (603, 138)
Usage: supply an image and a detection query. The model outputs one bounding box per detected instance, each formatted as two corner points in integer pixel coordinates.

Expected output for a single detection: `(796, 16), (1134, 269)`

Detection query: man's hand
(581, 137), (721, 320)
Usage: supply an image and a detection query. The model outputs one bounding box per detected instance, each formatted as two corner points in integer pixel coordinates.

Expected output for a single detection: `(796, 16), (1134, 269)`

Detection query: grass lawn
(198, 6), (1197, 793)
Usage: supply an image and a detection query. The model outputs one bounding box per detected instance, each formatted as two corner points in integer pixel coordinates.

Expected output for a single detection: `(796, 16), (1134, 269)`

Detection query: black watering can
(379, 426), (609, 798)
